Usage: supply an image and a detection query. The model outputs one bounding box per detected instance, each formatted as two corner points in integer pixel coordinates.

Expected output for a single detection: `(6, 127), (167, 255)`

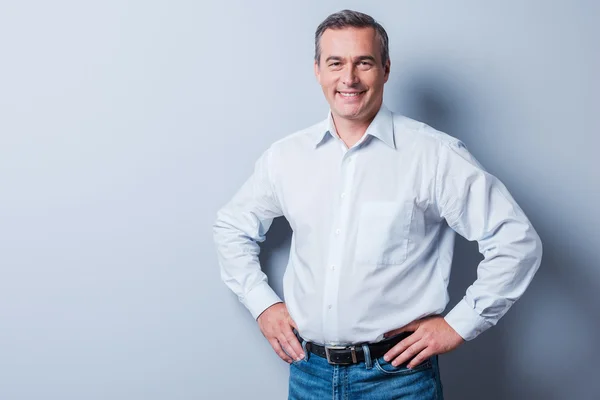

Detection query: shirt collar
(313, 103), (396, 149)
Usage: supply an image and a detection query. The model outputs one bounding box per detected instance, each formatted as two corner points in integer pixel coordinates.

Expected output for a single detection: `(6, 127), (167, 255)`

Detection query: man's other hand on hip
(382, 315), (465, 369)
(257, 302), (305, 363)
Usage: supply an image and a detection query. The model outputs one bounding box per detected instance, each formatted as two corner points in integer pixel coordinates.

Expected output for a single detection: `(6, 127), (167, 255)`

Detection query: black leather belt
(296, 331), (412, 365)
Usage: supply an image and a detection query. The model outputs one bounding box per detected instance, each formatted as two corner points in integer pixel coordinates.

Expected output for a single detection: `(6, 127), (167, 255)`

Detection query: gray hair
(314, 9), (389, 67)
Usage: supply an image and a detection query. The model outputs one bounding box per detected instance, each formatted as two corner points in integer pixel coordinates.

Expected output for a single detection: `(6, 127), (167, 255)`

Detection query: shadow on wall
(397, 66), (600, 399)
(397, 68), (510, 400)
(259, 217), (291, 301)
(258, 67), (600, 399)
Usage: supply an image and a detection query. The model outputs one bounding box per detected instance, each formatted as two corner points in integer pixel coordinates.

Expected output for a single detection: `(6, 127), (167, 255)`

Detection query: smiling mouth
(337, 90), (366, 98)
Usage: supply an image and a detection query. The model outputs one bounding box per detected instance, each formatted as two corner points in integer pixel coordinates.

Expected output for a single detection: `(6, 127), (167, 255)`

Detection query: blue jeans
(288, 340), (444, 399)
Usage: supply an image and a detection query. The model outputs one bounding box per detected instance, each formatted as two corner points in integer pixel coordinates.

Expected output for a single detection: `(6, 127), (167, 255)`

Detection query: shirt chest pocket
(354, 200), (414, 266)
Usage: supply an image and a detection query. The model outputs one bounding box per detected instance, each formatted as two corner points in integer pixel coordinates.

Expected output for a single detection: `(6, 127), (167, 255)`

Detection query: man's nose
(342, 65), (359, 86)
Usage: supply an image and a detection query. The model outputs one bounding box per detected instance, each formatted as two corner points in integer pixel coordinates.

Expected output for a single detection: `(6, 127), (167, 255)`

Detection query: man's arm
(437, 139), (543, 341)
(383, 139), (542, 368)
(213, 147), (283, 318)
(212, 146), (304, 363)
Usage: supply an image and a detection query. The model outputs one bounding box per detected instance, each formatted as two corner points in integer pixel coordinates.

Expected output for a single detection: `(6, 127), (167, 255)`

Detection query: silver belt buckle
(325, 345), (357, 365)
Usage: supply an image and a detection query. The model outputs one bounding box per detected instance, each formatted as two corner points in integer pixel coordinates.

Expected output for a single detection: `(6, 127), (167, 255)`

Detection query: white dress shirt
(213, 104), (542, 344)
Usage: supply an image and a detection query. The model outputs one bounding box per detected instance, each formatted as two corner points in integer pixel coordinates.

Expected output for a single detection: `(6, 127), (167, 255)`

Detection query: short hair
(314, 9), (389, 67)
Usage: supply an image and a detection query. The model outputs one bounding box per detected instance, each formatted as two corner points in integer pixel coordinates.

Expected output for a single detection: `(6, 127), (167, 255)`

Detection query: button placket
(322, 149), (357, 343)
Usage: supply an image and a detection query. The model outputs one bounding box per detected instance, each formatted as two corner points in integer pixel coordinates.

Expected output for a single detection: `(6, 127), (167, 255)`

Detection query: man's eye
(359, 61), (372, 66)
(329, 62), (340, 67)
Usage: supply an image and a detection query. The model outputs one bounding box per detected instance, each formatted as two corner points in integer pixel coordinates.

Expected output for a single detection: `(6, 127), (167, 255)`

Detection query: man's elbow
(525, 227), (543, 275)
(213, 207), (232, 243)
(533, 232), (543, 269)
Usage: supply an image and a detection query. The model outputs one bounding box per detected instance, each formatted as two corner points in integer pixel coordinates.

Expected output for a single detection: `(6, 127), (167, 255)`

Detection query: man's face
(314, 27), (390, 124)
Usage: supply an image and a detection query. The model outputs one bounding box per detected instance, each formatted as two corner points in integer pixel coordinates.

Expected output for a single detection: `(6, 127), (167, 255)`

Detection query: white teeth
(339, 92), (362, 97)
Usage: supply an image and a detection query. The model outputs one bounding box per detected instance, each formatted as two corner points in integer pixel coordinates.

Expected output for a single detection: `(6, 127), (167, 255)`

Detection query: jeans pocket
(374, 356), (432, 375)
(291, 358), (304, 366)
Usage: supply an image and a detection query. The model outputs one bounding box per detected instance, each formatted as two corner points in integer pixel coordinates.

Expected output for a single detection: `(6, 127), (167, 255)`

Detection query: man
(213, 9), (542, 400)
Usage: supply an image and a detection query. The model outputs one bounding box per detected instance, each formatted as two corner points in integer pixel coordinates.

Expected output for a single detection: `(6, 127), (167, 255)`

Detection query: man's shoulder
(269, 119), (325, 151)
(391, 112), (461, 149)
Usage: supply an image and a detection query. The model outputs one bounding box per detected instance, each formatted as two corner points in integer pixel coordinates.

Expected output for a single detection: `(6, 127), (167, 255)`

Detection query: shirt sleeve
(213, 146), (284, 320)
(435, 139), (543, 341)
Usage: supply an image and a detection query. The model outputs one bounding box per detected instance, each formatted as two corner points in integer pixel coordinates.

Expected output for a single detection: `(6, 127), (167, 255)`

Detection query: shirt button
(328, 305), (332, 309)
(341, 192), (346, 198)
(331, 265), (335, 270)
(335, 228), (341, 235)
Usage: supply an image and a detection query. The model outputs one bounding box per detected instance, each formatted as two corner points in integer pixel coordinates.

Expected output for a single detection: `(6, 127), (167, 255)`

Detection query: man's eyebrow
(356, 55), (377, 62)
(325, 56), (342, 63)
(324, 55), (378, 63)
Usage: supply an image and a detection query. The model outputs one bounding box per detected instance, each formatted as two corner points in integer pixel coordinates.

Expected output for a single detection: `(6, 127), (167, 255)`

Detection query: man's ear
(314, 60), (321, 84)
(383, 59), (391, 83)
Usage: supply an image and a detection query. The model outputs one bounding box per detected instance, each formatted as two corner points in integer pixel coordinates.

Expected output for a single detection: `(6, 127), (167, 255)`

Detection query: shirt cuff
(444, 298), (494, 341)
(241, 281), (283, 320)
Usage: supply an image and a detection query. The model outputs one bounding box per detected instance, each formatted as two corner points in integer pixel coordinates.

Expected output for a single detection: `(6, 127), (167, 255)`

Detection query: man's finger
(383, 331), (420, 361)
(283, 327), (305, 360)
(269, 338), (293, 363)
(391, 340), (427, 367)
(278, 334), (301, 361)
(407, 348), (434, 369)
(288, 317), (299, 331)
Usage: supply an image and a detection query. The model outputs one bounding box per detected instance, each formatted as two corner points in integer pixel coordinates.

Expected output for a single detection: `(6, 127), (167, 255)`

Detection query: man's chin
(332, 104), (365, 120)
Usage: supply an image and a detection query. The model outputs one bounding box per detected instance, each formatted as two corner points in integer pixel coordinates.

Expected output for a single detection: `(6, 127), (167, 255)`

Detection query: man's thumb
(383, 322), (417, 338)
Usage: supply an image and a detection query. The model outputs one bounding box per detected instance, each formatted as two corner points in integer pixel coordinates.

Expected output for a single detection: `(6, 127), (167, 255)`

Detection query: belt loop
(301, 339), (310, 361)
(361, 344), (372, 369)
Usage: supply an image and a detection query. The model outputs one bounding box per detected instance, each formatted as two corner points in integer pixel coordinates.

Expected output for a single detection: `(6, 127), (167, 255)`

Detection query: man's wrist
(256, 301), (283, 321)
(444, 298), (494, 341)
(242, 281), (282, 320)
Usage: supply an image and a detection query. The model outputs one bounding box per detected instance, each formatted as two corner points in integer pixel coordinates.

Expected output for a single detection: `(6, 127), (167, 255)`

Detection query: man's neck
(332, 109), (379, 149)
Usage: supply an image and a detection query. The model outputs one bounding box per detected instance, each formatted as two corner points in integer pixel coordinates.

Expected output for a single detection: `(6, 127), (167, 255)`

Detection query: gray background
(0, 0), (598, 399)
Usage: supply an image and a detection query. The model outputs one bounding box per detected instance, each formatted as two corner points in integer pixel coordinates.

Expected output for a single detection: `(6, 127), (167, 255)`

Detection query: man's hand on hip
(382, 315), (465, 369)
(257, 302), (305, 363)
